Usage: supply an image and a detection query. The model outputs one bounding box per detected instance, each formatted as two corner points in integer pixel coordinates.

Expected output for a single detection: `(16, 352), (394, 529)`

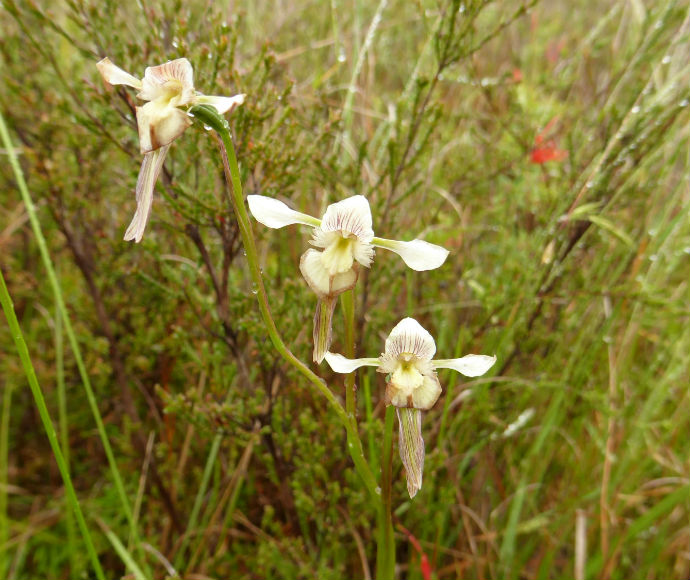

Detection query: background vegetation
(1, 0), (688, 578)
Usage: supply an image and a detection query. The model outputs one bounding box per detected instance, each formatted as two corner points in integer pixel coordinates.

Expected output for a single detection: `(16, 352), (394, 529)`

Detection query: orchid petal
(299, 249), (358, 297)
(372, 237), (449, 271)
(320, 236), (356, 275)
(195, 94), (246, 114)
(411, 374), (442, 410)
(124, 145), (170, 242)
(433, 354), (497, 377)
(139, 58), (195, 104)
(96, 58), (143, 90)
(324, 352), (380, 373)
(247, 195), (320, 229)
(320, 195), (374, 242)
(390, 364), (424, 391)
(136, 102), (192, 153)
(385, 382), (414, 408)
(384, 318), (436, 361)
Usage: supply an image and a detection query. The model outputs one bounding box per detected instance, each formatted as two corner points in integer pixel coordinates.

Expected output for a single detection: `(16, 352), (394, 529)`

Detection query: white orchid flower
(324, 317), (496, 497)
(325, 317), (496, 409)
(247, 195), (450, 362)
(97, 57), (245, 242)
(247, 195), (449, 296)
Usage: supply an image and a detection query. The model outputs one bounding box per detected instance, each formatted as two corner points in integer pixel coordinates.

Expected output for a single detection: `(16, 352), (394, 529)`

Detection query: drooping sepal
(396, 407), (425, 498)
(313, 296), (337, 363)
(124, 145), (171, 242)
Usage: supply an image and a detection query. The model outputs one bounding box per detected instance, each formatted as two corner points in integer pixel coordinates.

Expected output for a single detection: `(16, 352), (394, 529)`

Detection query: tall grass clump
(1, 0), (688, 579)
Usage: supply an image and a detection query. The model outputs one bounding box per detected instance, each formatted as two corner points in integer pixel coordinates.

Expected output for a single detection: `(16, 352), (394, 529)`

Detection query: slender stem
(190, 105), (380, 501)
(0, 269), (106, 580)
(173, 433), (222, 569)
(341, 289), (356, 418)
(0, 111), (149, 575)
(56, 299), (78, 572)
(377, 405), (396, 580)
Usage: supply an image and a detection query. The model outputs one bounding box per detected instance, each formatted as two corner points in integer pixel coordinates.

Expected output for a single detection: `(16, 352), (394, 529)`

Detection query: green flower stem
(341, 289), (356, 418)
(0, 112), (149, 575)
(0, 269), (106, 580)
(56, 299), (78, 572)
(191, 105), (379, 500)
(172, 432), (222, 569)
(377, 405), (396, 580)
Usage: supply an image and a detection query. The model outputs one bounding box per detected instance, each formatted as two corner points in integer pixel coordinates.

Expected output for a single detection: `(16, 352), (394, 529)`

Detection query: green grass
(1, 0), (689, 578)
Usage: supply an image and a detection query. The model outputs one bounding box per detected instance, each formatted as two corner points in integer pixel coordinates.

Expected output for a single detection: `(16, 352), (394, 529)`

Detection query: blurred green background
(1, 0), (688, 578)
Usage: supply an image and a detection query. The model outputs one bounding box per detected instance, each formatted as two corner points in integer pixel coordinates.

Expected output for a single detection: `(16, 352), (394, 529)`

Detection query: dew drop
(662, 55), (671, 64)
(375, 486), (382, 495)
(649, 254), (658, 262)
(631, 105), (641, 114)
(337, 50), (346, 63)
(172, 40), (179, 48)
(679, 99), (689, 108)
(203, 125), (212, 131)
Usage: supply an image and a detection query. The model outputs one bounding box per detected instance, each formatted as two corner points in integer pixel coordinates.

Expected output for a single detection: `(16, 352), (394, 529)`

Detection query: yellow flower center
(391, 354), (424, 391)
(158, 79), (186, 107)
(320, 233), (356, 275)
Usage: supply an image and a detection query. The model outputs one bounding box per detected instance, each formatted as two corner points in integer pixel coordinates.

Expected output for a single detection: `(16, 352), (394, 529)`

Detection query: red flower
(530, 117), (568, 164)
(399, 524), (434, 580)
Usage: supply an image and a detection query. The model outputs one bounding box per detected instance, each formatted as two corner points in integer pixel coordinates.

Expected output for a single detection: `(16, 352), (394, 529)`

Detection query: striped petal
(320, 195), (374, 242)
(397, 408), (425, 498)
(139, 58), (195, 104)
(384, 318), (436, 361)
(124, 145), (170, 242)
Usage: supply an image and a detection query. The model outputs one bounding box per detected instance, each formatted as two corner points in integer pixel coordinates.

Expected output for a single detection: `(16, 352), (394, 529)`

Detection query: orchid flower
(247, 195), (450, 362)
(97, 57), (245, 242)
(324, 317), (496, 497)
